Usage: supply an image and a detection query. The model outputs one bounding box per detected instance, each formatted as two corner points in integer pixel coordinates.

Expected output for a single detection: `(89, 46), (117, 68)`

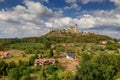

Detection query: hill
(1, 27), (120, 80)
(0, 27), (118, 51)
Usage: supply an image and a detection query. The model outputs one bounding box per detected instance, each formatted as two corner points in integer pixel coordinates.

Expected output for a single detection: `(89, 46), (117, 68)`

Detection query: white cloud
(41, 0), (49, 3)
(0, 0), (120, 38)
(55, 9), (64, 17)
(45, 15), (95, 29)
(84, 29), (120, 39)
(64, 0), (80, 10)
(80, 0), (104, 4)
(64, 3), (80, 10)
(65, 0), (77, 3)
(110, 0), (120, 7)
(45, 17), (73, 28)
(0, 0), (54, 38)
(0, 0), (4, 2)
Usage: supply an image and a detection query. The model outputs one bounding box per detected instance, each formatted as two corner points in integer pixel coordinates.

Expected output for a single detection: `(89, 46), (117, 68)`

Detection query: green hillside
(0, 30), (120, 80)
(0, 31), (115, 50)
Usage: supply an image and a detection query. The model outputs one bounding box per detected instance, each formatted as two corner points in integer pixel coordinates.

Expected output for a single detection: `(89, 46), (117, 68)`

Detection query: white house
(65, 53), (76, 59)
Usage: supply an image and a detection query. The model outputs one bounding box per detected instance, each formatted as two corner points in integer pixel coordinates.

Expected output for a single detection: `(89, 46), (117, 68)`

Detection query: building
(51, 24), (77, 33)
(0, 51), (11, 59)
(62, 25), (77, 33)
(34, 58), (56, 66)
(70, 25), (77, 33)
(65, 53), (76, 59)
(101, 41), (108, 45)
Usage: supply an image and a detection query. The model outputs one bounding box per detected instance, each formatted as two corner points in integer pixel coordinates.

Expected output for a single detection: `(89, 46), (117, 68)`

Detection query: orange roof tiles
(0, 52), (9, 57)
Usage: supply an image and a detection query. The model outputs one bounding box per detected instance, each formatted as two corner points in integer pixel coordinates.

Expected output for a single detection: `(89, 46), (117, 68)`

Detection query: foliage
(20, 75), (31, 80)
(8, 68), (21, 80)
(81, 52), (92, 63)
(78, 54), (120, 80)
(0, 31), (112, 50)
(60, 71), (75, 80)
(39, 68), (46, 80)
(106, 42), (120, 50)
(8, 61), (33, 80)
(0, 61), (8, 76)
(29, 54), (38, 65)
(49, 49), (54, 58)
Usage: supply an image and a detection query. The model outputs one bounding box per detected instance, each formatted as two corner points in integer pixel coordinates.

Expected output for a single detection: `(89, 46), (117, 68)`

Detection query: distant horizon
(0, 0), (120, 38)
(0, 28), (118, 40)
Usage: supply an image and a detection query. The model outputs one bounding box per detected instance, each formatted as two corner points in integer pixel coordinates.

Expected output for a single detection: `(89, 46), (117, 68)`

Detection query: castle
(63, 24), (77, 33)
(51, 24), (77, 33)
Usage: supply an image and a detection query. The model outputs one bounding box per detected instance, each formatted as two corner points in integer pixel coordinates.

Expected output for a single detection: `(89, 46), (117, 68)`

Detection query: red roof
(0, 52), (9, 57)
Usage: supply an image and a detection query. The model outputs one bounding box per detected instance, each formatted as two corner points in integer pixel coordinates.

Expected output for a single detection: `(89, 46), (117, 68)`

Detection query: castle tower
(70, 24), (77, 33)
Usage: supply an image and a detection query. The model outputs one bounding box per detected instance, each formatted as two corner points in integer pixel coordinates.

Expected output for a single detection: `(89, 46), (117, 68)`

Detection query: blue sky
(0, 0), (120, 38)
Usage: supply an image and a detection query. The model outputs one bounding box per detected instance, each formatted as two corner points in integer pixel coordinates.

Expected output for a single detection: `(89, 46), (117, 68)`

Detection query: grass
(7, 42), (43, 50)
(0, 50), (34, 63)
(0, 76), (8, 80)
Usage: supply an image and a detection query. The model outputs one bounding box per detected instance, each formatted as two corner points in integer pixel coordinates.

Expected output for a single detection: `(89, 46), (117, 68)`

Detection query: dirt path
(57, 58), (79, 71)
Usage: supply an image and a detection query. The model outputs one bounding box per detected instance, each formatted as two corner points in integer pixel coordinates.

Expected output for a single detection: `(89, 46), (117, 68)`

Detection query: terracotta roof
(34, 58), (56, 66)
(0, 52), (9, 56)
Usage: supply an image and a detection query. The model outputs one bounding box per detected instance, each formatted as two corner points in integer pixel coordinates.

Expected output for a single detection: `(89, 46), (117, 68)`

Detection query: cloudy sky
(0, 0), (120, 38)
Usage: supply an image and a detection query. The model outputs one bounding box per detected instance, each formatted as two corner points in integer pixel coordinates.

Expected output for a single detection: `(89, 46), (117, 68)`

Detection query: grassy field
(0, 50), (34, 63)
(0, 76), (8, 80)
(7, 42), (43, 50)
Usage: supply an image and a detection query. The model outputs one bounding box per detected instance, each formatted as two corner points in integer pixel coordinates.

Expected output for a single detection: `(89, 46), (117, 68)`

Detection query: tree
(8, 68), (21, 80)
(47, 64), (57, 74)
(60, 71), (75, 80)
(0, 61), (8, 76)
(81, 52), (92, 64)
(7, 61), (16, 74)
(51, 72), (59, 80)
(77, 54), (119, 80)
(49, 49), (54, 58)
(29, 54), (38, 65)
(39, 68), (46, 80)
(20, 75), (31, 80)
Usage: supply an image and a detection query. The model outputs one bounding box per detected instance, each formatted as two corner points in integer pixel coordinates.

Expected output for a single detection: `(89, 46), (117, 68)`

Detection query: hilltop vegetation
(0, 31), (114, 50)
(0, 31), (120, 80)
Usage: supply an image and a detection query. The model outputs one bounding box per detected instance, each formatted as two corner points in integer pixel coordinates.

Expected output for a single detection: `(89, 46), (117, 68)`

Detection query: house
(65, 53), (76, 59)
(0, 51), (12, 59)
(34, 58), (56, 66)
(101, 41), (108, 45)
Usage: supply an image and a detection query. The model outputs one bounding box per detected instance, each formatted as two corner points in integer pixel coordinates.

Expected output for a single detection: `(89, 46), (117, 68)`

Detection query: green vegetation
(77, 54), (120, 80)
(0, 31), (120, 80)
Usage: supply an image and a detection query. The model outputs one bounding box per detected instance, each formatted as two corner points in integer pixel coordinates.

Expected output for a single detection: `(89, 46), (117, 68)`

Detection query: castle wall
(51, 25), (77, 33)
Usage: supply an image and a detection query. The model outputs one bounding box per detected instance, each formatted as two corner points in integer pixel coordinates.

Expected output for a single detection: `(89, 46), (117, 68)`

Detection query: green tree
(6, 61), (16, 74)
(39, 68), (46, 80)
(0, 61), (8, 76)
(51, 72), (59, 80)
(8, 68), (21, 80)
(29, 54), (38, 65)
(81, 52), (92, 63)
(60, 71), (75, 80)
(20, 75), (31, 80)
(49, 49), (54, 58)
(78, 54), (118, 80)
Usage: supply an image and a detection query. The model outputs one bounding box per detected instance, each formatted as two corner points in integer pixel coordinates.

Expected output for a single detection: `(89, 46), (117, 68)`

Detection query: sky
(0, 0), (120, 38)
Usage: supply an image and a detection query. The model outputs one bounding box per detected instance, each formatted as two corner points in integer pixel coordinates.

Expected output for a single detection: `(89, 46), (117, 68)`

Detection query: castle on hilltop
(63, 24), (77, 33)
(51, 24), (77, 33)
